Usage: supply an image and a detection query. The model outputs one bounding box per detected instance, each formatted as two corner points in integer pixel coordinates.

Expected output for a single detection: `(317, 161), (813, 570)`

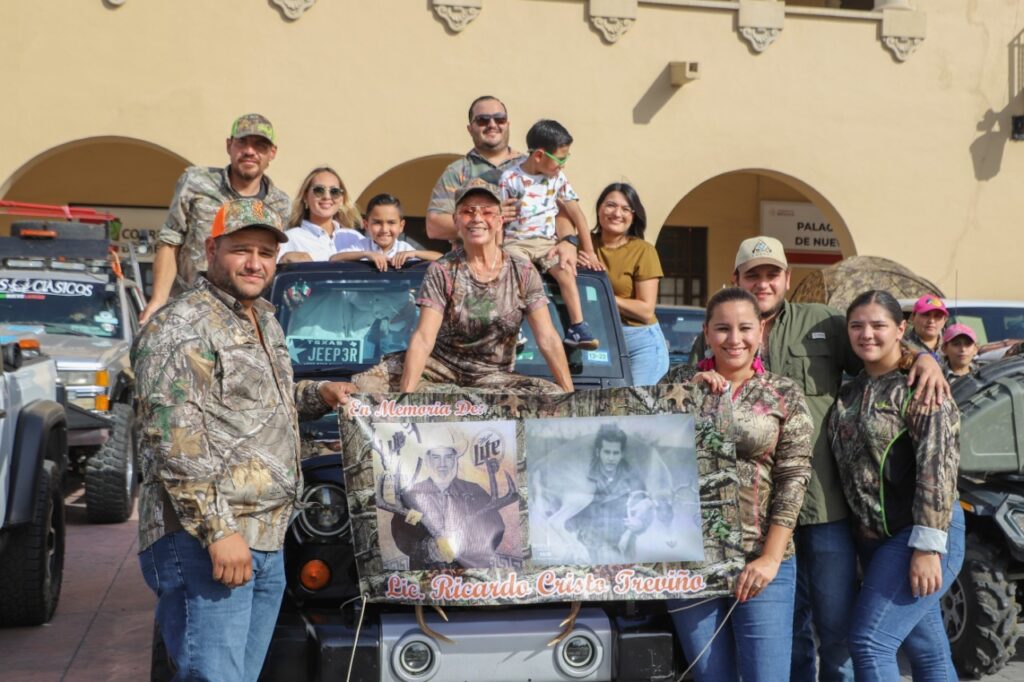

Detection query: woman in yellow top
(581, 183), (668, 385)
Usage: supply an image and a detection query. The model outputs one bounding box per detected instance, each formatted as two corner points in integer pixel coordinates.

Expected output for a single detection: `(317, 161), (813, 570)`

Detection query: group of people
(132, 102), (965, 682)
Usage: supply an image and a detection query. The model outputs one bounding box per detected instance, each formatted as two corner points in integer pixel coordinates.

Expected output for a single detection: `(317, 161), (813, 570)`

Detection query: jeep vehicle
(0, 204), (145, 523)
(245, 260), (680, 681)
(0, 337), (68, 626)
(941, 355), (1024, 678)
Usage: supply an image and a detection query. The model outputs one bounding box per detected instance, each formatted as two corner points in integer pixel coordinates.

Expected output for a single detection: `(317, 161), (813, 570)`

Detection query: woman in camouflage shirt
(828, 290), (965, 681)
(665, 288), (813, 681)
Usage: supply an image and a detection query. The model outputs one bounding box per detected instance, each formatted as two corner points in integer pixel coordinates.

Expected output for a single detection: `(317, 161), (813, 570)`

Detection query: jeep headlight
(297, 483), (349, 538)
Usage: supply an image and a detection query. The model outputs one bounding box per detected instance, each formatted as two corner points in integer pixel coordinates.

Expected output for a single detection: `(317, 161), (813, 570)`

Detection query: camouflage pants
(353, 352), (563, 395)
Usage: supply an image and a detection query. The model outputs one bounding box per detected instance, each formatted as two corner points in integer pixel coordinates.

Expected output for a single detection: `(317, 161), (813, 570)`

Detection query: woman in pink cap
(905, 295), (948, 358)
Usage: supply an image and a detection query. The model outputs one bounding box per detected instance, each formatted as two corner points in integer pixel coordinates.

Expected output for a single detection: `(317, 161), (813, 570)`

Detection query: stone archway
(1, 136), (191, 261)
(655, 169), (854, 305)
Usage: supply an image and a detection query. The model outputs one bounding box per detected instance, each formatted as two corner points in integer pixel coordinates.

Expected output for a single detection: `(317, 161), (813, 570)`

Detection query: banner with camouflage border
(339, 384), (743, 605)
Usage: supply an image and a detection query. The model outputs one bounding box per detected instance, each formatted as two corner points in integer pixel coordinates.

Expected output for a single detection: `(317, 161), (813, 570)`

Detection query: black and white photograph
(527, 414), (703, 566)
(371, 420), (523, 571)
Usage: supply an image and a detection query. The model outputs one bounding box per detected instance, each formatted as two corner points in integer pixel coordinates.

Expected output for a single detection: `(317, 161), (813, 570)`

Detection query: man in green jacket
(691, 237), (948, 681)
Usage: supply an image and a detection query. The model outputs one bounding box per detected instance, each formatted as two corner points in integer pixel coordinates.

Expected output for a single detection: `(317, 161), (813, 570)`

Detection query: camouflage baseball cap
(210, 198), (287, 243)
(454, 177), (502, 206)
(230, 113), (276, 144)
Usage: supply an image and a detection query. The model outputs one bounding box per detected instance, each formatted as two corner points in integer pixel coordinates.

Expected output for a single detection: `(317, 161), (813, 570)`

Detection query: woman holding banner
(353, 179), (573, 394)
(661, 287), (813, 681)
(828, 290), (964, 680)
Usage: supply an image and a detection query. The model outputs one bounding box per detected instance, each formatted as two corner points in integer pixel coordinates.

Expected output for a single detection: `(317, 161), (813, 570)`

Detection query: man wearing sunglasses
(426, 96), (525, 242)
(140, 113), (291, 324)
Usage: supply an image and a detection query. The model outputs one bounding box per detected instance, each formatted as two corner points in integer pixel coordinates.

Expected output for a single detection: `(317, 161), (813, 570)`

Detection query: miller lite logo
(472, 429), (504, 466)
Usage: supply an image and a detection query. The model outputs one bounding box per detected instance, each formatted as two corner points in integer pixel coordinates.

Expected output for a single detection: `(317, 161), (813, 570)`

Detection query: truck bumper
(263, 603), (678, 682)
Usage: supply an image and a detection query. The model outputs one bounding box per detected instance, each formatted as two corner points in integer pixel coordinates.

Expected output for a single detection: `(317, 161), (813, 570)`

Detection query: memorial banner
(339, 384), (743, 606)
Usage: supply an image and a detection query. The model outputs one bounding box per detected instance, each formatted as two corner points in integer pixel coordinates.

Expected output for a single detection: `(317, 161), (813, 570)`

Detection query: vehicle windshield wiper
(297, 364), (367, 377)
(8, 321), (94, 337)
(41, 323), (94, 337)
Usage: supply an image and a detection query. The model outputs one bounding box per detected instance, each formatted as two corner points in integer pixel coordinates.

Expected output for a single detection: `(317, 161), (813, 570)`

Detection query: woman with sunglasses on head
(279, 166), (363, 262)
(661, 287), (813, 681)
(828, 290), (964, 681)
(585, 183), (668, 385)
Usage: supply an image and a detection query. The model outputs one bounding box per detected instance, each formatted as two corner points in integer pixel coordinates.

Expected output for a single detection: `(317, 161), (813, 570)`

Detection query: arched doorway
(1, 136), (191, 264)
(655, 169), (855, 306)
(356, 154), (460, 253)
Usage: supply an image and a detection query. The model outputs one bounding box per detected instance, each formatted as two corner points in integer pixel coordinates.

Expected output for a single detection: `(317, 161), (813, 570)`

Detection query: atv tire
(84, 402), (138, 523)
(943, 534), (1021, 678)
(0, 460), (66, 625)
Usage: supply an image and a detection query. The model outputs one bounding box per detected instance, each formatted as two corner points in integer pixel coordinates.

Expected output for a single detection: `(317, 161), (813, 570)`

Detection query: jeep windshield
(0, 273), (123, 339)
(273, 265), (623, 380)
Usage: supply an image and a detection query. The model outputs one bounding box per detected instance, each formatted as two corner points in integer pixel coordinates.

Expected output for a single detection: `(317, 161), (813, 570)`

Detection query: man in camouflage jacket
(133, 198), (352, 681)
(140, 113), (291, 323)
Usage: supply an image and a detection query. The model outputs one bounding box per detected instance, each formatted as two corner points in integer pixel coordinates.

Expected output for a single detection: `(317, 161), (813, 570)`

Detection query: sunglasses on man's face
(472, 113), (509, 127)
(311, 185), (344, 200)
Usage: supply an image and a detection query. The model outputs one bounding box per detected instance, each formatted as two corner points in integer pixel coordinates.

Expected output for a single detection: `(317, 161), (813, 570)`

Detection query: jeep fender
(6, 400), (67, 527)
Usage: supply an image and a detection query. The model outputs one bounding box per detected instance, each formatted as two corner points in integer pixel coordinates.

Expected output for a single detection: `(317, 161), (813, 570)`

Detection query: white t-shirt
(499, 162), (579, 241)
(340, 236), (416, 260)
(278, 220), (363, 261)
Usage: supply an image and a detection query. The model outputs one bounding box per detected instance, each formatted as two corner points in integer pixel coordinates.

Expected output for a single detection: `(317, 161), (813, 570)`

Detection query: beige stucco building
(2, 0), (1021, 303)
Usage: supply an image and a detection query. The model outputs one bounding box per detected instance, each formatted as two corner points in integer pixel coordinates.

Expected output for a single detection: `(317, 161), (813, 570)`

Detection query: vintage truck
(0, 204), (145, 523)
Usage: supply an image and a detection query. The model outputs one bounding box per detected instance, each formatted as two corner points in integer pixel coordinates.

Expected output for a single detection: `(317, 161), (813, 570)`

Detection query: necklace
(469, 249), (501, 282)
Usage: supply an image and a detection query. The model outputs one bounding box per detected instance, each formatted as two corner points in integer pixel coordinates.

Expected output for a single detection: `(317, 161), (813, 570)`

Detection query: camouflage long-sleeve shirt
(132, 277), (329, 552)
(156, 165), (291, 291)
(828, 369), (960, 551)
(726, 372), (814, 559)
(664, 366), (814, 559)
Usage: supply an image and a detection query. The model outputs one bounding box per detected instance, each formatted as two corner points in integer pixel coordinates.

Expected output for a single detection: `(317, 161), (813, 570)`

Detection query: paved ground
(1, 487), (1023, 681)
(0, 488), (151, 682)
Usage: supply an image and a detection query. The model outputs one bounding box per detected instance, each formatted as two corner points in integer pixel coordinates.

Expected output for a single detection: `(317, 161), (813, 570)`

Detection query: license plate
(289, 337), (362, 365)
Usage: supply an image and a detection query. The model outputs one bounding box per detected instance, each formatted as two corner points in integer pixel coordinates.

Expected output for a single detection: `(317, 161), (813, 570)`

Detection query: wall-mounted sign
(760, 201), (842, 267)
(74, 204), (166, 263)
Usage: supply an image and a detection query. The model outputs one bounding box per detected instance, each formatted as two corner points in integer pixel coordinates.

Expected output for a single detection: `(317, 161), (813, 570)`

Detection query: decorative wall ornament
(432, 0), (482, 33)
(880, 7), (926, 62)
(881, 35), (922, 62)
(737, 1), (785, 54)
(270, 0), (316, 20)
(105, 0), (127, 5)
(590, 16), (635, 43)
(739, 26), (780, 53)
(589, 0), (637, 44)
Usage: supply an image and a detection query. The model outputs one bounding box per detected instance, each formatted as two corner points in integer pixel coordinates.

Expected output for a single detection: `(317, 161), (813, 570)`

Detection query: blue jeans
(849, 505), (966, 682)
(669, 556), (796, 681)
(139, 530), (286, 682)
(791, 520), (858, 682)
(623, 322), (669, 386)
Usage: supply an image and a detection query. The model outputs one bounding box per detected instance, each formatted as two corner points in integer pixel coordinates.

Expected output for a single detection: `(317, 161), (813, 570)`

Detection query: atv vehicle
(0, 202), (146, 523)
(941, 355), (1024, 678)
(193, 260), (680, 681)
(0, 337), (68, 626)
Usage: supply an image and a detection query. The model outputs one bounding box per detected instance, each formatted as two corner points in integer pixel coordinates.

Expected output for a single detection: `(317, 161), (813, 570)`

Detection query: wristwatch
(558, 235), (580, 248)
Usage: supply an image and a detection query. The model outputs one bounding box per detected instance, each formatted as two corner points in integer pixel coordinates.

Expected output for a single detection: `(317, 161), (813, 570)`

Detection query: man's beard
(761, 300), (784, 321)
(207, 268), (267, 303)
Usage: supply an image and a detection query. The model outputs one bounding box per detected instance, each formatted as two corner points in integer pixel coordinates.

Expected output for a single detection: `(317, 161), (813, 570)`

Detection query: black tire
(0, 460), (66, 626)
(84, 402), (138, 523)
(942, 534), (1021, 678)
